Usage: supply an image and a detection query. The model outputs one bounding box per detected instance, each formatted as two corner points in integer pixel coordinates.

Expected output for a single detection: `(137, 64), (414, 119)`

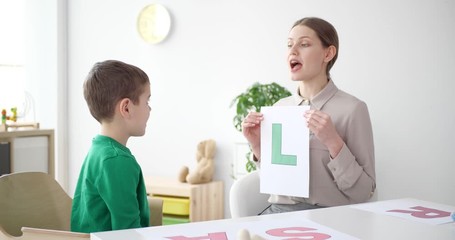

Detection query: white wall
(62, 0), (455, 217)
(23, 0), (68, 188)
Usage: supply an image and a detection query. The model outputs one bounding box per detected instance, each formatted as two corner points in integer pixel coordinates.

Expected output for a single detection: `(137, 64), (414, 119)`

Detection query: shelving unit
(144, 176), (224, 225)
(0, 129), (54, 177)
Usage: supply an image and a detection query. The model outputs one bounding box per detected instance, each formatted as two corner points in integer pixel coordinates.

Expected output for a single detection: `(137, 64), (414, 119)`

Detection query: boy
(71, 60), (151, 233)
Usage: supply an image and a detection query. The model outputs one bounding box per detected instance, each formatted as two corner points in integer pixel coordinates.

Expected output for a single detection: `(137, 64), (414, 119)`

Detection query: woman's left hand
(304, 109), (343, 158)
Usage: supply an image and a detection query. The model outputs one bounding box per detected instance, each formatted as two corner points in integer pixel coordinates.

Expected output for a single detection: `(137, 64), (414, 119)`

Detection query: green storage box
(163, 215), (190, 225)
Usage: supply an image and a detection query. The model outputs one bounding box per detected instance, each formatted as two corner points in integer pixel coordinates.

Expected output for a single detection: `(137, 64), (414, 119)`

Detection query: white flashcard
(350, 198), (455, 225)
(260, 106), (310, 198)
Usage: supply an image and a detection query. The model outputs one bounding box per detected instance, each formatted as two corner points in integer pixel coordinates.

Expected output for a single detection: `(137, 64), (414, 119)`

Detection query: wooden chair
(0, 172), (162, 240)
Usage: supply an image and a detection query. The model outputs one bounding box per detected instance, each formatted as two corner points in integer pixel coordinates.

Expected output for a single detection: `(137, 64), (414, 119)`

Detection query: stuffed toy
(178, 139), (216, 184)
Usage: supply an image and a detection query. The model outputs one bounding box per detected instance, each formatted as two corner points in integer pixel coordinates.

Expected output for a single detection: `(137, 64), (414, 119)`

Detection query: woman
(242, 17), (376, 215)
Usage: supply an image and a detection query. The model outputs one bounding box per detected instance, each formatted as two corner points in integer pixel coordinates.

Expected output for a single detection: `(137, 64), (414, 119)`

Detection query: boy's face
(129, 83), (151, 136)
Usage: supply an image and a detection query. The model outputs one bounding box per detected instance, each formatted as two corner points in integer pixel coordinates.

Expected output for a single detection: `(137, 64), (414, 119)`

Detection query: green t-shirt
(71, 135), (150, 233)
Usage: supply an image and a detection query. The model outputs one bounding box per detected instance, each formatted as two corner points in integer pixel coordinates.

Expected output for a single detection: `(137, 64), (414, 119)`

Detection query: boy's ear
(119, 98), (131, 118)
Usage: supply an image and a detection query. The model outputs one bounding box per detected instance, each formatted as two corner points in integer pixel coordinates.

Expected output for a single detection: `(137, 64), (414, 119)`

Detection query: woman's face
(287, 25), (330, 82)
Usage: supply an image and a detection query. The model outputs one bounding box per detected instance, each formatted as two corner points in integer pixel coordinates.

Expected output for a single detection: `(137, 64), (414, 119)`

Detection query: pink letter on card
(266, 227), (331, 240)
(387, 206), (450, 219)
(166, 232), (228, 240)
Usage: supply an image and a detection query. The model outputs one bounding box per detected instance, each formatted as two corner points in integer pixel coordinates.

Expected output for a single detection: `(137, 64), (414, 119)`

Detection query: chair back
(0, 172), (72, 237)
(229, 171), (270, 218)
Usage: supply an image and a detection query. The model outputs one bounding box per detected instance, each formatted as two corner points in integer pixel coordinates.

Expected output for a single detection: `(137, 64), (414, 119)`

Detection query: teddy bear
(178, 139), (216, 184)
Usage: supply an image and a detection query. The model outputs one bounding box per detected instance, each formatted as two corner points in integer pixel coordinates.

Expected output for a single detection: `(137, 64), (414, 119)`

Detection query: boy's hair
(292, 17), (339, 77)
(83, 60), (149, 123)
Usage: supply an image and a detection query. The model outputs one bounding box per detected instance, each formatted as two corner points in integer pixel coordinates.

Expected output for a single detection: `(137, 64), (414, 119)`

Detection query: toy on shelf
(178, 139), (216, 184)
(0, 107), (39, 132)
(2, 107), (18, 123)
(9, 107), (17, 122)
(1, 109), (6, 124)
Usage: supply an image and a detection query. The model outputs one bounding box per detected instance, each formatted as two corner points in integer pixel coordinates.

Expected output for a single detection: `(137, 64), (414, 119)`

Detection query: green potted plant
(230, 82), (292, 173)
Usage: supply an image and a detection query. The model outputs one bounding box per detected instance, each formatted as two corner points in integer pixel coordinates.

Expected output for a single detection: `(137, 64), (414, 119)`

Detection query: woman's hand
(304, 109), (343, 158)
(242, 112), (263, 159)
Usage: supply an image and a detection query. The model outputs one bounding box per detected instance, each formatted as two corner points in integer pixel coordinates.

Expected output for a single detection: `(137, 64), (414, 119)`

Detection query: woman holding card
(242, 17), (376, 215)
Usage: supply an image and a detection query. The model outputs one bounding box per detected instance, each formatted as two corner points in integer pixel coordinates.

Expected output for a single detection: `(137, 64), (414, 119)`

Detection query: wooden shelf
(144, 176), (224, 223)
(0, 129), (54, 178)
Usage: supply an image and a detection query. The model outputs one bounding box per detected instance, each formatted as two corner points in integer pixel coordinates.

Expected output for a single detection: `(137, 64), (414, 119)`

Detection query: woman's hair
(83, 60), (149, 123)
(292, 17), (339, 77)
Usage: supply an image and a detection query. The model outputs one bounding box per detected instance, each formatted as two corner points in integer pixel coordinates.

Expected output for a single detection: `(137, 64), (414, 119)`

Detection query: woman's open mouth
(290, 60), (302, 72)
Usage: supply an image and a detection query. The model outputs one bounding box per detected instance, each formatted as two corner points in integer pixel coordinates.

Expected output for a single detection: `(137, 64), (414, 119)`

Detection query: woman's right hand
(242, 112), (264, 158)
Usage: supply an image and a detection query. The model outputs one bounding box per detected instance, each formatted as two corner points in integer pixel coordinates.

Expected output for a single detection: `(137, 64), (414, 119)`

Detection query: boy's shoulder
(89, 135), (133, 159)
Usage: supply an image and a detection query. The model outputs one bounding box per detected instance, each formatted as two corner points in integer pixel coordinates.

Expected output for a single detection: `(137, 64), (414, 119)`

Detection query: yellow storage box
(155, 195), (190, 216)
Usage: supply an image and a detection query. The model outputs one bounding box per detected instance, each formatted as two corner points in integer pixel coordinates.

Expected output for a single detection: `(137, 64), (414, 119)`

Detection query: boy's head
(83, 60), (150, 123)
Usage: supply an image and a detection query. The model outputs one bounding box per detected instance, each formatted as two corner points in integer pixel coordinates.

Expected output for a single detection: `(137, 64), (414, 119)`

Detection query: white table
(91, 198), (455, 240)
